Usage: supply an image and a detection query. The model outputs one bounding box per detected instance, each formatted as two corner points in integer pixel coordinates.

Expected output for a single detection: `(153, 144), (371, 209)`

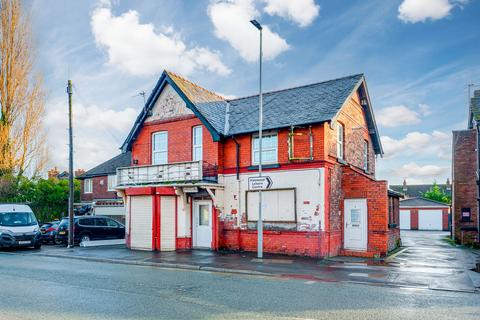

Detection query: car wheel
(80, 234), (91, 244)
(34, 242), (42, 250)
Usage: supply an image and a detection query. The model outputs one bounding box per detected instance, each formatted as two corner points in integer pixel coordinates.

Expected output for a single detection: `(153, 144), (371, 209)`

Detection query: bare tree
(0, 0), (46, 177)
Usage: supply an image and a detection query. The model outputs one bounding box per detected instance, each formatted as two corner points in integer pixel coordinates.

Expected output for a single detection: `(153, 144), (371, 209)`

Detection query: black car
(55, 216), (125, 245)
(40, 221), (60, 244)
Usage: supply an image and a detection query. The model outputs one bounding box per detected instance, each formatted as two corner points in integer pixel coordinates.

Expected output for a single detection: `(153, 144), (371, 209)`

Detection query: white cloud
(262, 0), (320, 27)
(91, 6), (230, 77)
(376, 104), (434, 127)
(395, 162), (446, 177)
(381, 130), (451, 160)
(208, 0), (290, 62)
(418, 103), (432, 116)
(44, 100), (137, 171)
(376, 105), (421, 127)
(398, 0), (468, 23)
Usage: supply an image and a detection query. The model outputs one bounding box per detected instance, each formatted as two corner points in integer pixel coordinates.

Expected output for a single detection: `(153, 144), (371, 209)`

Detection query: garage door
(400, 210), (411, 230)
(418, 210), (443, 230)
(129, 196), (152, 250)
(160, 196), (176, 251)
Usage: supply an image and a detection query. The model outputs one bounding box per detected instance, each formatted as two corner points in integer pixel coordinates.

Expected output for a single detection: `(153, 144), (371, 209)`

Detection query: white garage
(400, 210), (411, 230)
(399, 197), (449, 232)
(418, 209), (443, 230)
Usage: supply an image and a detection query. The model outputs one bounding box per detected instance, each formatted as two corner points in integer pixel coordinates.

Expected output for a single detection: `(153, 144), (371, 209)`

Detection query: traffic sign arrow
(248, 176), (273, 190)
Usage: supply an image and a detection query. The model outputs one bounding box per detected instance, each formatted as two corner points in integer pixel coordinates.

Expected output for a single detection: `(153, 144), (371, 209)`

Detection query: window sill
(247, 163), (281, 170)
(337, 159), (347, 165)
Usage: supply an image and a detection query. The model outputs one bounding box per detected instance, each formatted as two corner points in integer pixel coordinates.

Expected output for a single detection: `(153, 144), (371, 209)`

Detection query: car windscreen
(0, 212), (37, 227)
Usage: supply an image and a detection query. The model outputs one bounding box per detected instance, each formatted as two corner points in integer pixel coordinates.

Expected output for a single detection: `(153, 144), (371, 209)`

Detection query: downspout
(233, 136), (241, 230)
(477, 122), (480, 243)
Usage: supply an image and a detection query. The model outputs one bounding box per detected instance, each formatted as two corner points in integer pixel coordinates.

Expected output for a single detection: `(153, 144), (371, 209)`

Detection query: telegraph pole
(250, 19), (263, 258)
(67, 80), (75, 248)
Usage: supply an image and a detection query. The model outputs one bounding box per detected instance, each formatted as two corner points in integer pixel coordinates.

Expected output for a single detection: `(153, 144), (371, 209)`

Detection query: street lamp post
(250, 19), (263, 259)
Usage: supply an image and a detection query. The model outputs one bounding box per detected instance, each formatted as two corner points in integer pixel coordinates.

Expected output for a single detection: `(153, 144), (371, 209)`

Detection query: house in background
(452, 89), (480, 245)
(390, 179), (452, 199)
(115, 70), (401, 258)
(47, 167), (85, 180)
(77, 152), (131, 224)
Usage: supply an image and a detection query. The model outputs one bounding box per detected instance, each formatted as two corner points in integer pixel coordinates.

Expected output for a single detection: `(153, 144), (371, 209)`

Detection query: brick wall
(325, 92), (376, 176)
(131, 115), (222, 170)
(80, 175), (120, 202)
(452, 129), (478, 244)
(342, 166), (393, 256)
(222, 124), (326, 171)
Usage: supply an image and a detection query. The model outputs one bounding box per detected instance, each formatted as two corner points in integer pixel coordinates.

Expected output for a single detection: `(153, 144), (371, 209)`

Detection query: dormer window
(336, 123), (344, 160)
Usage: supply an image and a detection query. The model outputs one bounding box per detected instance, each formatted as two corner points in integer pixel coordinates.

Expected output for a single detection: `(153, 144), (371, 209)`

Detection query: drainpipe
(477, 123), (480, 243)
(233, 136), (242, 229)
(233, 137), (240, 180)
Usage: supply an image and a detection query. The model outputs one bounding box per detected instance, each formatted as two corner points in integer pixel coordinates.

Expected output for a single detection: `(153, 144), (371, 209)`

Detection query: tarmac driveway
(385, 230), (480, 292)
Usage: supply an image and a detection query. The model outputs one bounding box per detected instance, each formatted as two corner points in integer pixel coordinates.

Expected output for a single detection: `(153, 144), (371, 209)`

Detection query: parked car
(55, 216), (125, 245)
(0, 204), (42, 249)
(40, 221), (60, 244)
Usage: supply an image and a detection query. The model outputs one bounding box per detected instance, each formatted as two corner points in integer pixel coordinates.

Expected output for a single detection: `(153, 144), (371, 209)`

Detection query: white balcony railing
(117, 161), (204, 187)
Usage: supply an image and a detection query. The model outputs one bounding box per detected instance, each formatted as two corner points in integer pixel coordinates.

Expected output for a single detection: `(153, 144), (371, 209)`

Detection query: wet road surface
(0, 252), (479, 320)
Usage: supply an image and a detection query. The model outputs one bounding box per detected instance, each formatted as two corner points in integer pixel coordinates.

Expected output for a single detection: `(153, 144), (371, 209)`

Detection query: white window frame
(152, 131), (168, 165)
(84, 178), (92, 194)
(192, 126), (203, 161)
(336, 123), (344, 160)
(252, 133), (278, 165)
(107, 174), (117, 191)
(363, 140), (368, 171)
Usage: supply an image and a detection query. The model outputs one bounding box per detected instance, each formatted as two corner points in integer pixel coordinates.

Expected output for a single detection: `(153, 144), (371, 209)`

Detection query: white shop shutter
(130, 196), (153, 250)
(160, 196), (176, 251)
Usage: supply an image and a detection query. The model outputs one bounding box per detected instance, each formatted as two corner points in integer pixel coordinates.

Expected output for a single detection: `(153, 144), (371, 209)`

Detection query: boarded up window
(247, 189), (296, 222)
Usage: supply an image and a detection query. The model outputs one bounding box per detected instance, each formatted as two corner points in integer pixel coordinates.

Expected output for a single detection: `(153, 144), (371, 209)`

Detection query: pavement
(5, 231), (480, 293)
(1, 252), (479, 319)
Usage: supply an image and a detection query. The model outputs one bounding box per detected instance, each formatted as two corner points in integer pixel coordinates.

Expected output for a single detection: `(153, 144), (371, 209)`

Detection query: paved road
(0, 252), (479, 320)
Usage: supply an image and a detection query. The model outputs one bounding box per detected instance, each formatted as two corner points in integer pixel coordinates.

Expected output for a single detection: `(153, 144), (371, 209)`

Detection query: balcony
(116, 161), (218, 188)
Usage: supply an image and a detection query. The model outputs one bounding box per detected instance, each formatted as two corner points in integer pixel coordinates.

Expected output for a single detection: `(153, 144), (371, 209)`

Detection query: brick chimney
(75, 169), (85, 177)
(48, 167), (60, 180)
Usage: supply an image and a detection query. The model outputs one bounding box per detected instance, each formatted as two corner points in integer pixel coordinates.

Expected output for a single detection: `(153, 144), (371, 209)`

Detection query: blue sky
(28, 0), (480, 184)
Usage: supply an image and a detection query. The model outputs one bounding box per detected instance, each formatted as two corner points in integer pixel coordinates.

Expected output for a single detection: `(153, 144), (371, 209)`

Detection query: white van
(0, 204), (42, 249)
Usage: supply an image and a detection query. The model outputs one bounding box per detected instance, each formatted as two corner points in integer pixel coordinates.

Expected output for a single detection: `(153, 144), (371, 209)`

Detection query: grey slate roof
(226, 74), (364, 135)
(390, 184), (452, 198)
(400, 197), (450, 208)
(78, 152), (131, 179)
(122, 70), (382, 154)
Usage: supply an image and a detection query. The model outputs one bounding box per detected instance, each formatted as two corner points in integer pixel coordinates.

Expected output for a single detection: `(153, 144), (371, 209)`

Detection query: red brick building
(116, 70), (401, 258)
(77, 152), (131, 223)
(452, 88), (480, 244)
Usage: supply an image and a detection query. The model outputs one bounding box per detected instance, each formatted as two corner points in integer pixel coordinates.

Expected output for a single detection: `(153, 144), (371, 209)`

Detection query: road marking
(304, 280), (316, 284)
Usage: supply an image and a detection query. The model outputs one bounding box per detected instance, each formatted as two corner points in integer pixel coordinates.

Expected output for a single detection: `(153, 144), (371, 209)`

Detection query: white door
(130, 196), (152, 250)
(344, 199), (368, 250)
(160, 196), (176, 251)
(400, 210), (411, 230)
(418, 210), (443, 230)
(193, 201), (212, 249)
